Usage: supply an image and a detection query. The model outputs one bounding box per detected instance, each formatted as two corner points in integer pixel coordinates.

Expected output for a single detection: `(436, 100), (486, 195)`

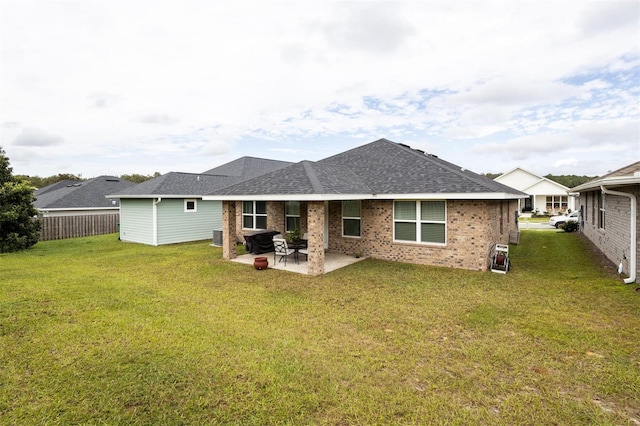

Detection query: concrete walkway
(231, 251), (367, 275)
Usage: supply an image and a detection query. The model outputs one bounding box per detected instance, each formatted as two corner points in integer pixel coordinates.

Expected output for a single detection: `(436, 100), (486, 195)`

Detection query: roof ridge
(395, 142), (516, 193)
(302, 161), (324, 193)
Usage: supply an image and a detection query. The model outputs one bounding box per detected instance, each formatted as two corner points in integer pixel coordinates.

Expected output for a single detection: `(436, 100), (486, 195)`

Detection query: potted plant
(286, 229), (301, 243)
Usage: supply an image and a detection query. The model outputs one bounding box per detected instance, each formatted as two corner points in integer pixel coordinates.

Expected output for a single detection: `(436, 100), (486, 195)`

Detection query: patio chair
(273, 238), (296, 266)
(298, 247), (308, 262)
(297, 232), (309, 261)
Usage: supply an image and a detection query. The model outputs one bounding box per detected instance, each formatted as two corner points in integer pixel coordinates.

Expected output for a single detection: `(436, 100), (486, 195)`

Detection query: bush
(562, 221), (579, 232)
(0, 148), (40, 252)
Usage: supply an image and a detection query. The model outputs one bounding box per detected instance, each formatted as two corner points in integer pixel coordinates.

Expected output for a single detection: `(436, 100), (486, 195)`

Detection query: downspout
(601, 186), (636, 284)
(152, 197), (162, 246)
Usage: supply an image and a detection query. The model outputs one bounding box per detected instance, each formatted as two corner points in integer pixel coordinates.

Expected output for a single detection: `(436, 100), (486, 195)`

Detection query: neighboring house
(34, 175), (135, 240)
(494, 167), (574, 214)
(107, 157), (292, 246)
(204, 139), (527, 276)
(571, 161), (640, 284)
(35, 175), (135, 216)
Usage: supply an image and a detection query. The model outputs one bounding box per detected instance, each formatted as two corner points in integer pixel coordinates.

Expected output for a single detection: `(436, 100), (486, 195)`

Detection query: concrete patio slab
(231, 251), (366, 275)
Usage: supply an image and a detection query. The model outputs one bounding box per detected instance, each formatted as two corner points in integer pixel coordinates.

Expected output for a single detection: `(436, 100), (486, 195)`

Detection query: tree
(15, 173), (82, 189)
(119, 172), (161, 183)
(544, 174), (594, 188)
(0, 147), (41, 252)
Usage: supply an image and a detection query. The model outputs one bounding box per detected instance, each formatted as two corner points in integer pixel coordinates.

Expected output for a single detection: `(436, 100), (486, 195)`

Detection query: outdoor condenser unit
(212, 229), (223, 246)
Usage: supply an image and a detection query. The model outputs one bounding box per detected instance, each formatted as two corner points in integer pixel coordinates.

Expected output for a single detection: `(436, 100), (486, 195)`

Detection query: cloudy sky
(1, 0), (638, 179)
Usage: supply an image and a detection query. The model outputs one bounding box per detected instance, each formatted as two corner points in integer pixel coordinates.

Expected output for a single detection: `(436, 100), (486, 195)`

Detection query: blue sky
(1, 0), (638, 179)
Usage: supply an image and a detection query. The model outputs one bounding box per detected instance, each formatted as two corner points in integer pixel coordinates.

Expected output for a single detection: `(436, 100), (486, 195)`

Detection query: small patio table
(287, 239), (307, 263)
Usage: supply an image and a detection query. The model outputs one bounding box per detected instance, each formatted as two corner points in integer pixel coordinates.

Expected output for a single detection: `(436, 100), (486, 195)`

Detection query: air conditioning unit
(212, 229), (223, 246)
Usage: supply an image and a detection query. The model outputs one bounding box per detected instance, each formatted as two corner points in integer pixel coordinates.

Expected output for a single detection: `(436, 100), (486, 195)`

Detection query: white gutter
(152, 198), (161, 246)
(601, 185), (637, 284)
(202, 192), (527, 202)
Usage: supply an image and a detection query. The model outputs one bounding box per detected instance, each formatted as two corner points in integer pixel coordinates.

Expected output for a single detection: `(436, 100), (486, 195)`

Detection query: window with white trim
(242, 201), (267, 230)
(342, 200), (361, 237)
(184, 199), (197, 212)
(394, 200), (446, 244)
(546, 195), (568, 212)
(285, 201), (300, 232)
(598, 192), (605, 230)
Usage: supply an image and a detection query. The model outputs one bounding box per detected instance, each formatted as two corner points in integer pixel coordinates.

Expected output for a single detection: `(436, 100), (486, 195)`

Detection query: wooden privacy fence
(39, 214), (120, 241)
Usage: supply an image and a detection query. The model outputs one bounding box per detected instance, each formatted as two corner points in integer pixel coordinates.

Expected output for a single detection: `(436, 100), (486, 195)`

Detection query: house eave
(36, 207), (120, 212)
(203, 192), (527, 201)
(572, 176), (640, 192)
(106, 194), (205, 199)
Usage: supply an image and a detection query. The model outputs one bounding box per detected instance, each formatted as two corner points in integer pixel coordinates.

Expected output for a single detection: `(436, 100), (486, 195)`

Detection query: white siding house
(494, 167), (574, 214)
(109, 157), (292, 246)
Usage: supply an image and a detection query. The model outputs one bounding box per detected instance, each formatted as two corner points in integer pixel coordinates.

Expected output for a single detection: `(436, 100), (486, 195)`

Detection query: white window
(285, 201), (300, 232)
(184, 199), (197, 212)
(546, 195), (568, 212)
(394, 200), (446, 244)
(342, 200), (361, 237)
(243, 201), (267, 230)
(598, 192), (605, 230)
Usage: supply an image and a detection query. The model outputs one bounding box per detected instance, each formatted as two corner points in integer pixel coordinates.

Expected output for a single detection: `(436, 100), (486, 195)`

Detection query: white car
(549, 211), (580, 228)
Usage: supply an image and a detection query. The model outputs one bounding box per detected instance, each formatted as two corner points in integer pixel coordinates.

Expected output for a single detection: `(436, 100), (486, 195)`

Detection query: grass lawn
(1, 231), (639, 425)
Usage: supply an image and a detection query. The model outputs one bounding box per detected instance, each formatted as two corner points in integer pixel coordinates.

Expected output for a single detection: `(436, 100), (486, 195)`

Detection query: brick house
(204, 139), (526, 276)
(571, 161), (640, 284)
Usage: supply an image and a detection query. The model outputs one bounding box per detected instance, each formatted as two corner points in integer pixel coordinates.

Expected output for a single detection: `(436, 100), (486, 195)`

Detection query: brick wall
(233, 201), (309, 242)
(267, 201), (285, 234)
(579, 187), (640, 281)
(306, 201), (325, 276)
(328, 199), (518, 271)
(222, 201), (237, 260)
(224, 197), (520, 272)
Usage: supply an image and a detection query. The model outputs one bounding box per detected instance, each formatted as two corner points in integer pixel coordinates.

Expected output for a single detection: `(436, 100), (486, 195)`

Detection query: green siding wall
(119, 199), (155, 244)
(156, 199), (222, 245)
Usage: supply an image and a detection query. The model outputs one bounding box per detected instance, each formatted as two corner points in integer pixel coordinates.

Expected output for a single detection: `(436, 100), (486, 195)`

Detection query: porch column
(222, 200), (237, 260)
(307, 201), (325, 276)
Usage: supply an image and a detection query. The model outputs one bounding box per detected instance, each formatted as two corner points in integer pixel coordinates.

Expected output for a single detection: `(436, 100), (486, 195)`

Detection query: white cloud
(0, 0), (638, 178)
(13, 127), (64, 147)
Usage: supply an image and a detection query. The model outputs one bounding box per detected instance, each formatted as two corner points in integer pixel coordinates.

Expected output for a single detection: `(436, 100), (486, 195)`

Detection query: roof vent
(105, 178), (120, 182)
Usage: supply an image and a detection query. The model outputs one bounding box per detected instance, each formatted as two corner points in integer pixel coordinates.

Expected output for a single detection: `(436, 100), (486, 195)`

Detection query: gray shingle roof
(109, 156), (294, 197)
(212, 139), (527, 198)
(35, 176), (135, 209)
(571, 160), (640, 192)
(202, 156), (293, 179)
(110, 172), (241, 197)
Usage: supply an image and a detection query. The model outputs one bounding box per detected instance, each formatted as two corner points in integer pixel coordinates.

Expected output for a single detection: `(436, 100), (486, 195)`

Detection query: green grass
(519, 215), (552, 224)
(1, 232), (639, 425)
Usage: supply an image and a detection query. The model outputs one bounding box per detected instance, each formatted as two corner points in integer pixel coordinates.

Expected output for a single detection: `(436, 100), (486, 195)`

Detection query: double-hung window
(243, 201), (267, 230)
(546, 195), (568, 212)
(394, 200), (446, 244)
(285, 201), (300, 232)
(342, 200), (361, 237)
(598, 192), (605, 230)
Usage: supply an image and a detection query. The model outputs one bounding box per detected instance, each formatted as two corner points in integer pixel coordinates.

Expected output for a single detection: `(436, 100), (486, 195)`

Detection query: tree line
(15, 172), (162, 188)
(482, 173), (594, 188)
(20, 171), (595, 190)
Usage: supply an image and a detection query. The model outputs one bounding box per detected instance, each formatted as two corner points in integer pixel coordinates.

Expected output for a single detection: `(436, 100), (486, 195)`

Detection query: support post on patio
(222, 200), (237, 260)
(307, 201), (325, 276)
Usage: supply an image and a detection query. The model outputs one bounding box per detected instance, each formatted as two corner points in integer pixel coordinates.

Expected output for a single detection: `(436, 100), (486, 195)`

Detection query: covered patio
(230, 251), (366, 275)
